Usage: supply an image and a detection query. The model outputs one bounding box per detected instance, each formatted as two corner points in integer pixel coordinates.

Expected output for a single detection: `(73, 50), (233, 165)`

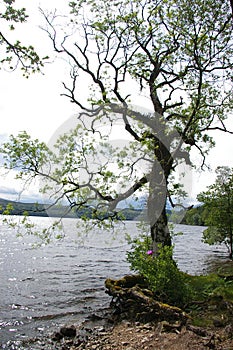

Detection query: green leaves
(198, 166), (233, 258)
(1, 5), (28, 23)
(0, 131), (52, 178)
(0, 120), (147, 229)
(0, 1), (48, 76)
(127, 236), (190, 306)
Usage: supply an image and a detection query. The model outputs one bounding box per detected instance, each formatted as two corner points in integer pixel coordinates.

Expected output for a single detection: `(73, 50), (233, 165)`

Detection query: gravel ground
(16, 319), (233, 350)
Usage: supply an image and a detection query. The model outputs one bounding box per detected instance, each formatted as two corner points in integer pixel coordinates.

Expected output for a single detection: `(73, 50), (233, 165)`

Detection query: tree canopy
(1, 0), (233, 251)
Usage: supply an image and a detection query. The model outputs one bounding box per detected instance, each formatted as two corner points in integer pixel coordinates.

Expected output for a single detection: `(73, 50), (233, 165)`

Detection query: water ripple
(0, 219), (227, 348)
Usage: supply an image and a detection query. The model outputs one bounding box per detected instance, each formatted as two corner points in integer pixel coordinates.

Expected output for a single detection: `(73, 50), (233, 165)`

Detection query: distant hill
(0, 197), (53, 217)
(0, 197), (175, 222)
(0, 198), (143, 220)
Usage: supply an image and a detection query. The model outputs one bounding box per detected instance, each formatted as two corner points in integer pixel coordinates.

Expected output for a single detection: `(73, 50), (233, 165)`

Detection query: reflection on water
(0, 217), (227, 348)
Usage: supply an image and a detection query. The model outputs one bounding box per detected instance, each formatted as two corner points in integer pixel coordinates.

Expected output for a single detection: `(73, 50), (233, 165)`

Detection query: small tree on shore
(198, 167), (233, 259)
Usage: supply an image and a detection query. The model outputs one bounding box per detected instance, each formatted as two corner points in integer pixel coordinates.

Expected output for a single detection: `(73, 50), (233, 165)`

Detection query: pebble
(135, 328), (141, 333)
(122, 341), (130, 346)
(60, 325), (77, 338)
(141, 336), (150, 344)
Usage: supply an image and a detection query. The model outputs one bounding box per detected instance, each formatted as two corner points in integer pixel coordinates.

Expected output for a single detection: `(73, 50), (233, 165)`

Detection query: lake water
(0, 216), (227, 348)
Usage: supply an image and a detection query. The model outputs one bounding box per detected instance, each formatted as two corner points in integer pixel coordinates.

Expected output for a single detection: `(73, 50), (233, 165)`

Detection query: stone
(60, 325), (77, 338)
(161, 320), (182, 333)
(143, 323), (153, 330)
(141, 336), (150, 343)
(121, 341), (130, 346)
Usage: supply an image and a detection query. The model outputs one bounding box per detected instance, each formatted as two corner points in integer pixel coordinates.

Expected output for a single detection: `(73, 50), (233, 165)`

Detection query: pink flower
(146, 250), (153, 255)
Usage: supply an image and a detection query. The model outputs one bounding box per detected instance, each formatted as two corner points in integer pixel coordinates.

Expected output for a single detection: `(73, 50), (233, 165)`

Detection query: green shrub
(126, 235), (190, 307)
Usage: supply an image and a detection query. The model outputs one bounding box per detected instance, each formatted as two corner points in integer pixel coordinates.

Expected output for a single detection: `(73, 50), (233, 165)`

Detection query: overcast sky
(0, 0), (232, 203)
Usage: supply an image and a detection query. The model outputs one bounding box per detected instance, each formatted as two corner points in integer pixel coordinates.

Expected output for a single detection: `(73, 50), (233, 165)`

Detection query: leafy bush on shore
(126, 235), (191, 307)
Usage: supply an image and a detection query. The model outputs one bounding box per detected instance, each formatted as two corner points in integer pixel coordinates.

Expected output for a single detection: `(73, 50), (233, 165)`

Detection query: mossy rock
(105, 275), (148, 297)
(105, 275), (188, 324)
(106, 274), (147, 288)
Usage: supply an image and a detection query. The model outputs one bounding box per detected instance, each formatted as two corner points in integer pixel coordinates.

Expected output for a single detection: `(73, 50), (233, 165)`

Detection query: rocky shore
(18, 317), (233, 350)
(16, 272), (233, 350)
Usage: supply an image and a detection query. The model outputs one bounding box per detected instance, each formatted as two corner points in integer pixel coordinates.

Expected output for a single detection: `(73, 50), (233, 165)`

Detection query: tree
(0, 0), (47, 76)
(1, 0), (233, 253)
(198, 167), (233, 259)
(181, 206), (206, 226)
